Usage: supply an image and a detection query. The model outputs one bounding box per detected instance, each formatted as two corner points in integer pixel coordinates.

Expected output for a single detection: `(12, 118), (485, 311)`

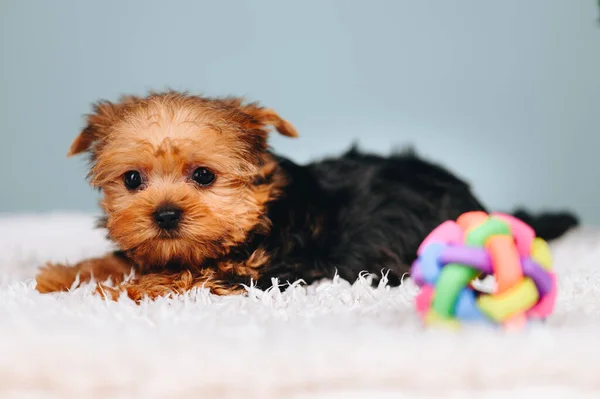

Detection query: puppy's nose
(153, 206), (182, 230)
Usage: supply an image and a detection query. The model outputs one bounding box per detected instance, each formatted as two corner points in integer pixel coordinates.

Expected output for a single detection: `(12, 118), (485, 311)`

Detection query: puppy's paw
(35, 263), (81, 293)
(35, 253), (134, 294)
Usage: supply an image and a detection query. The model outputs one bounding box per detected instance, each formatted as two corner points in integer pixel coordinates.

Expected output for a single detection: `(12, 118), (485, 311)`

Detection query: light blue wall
(1, 0), (599, 223)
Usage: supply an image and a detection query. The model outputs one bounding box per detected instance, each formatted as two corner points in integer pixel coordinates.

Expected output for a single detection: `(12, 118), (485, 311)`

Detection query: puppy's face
(70, 92), (297, 269)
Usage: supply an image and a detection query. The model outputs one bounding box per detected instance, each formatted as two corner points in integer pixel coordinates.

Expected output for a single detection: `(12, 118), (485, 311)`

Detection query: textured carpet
(0, 213), (599, 399)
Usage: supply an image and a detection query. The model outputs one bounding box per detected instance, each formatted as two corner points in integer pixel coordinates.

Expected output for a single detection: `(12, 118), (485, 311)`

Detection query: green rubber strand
(431, 263), (479, 318)
(465, 217), (511, 247)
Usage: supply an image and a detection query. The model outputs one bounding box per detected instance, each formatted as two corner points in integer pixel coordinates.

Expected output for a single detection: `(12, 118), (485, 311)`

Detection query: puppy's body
(248, 149), (487, 289)
(35, 92), (578, 300)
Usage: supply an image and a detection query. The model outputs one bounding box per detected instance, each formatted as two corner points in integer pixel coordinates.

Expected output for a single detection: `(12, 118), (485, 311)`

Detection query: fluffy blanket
(0, 213), (599, 399)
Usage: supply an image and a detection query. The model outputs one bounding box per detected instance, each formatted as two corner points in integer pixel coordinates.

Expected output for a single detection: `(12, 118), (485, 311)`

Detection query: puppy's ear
(222, 98), (299, 138)
(247, 106), (299, 138)
(68, 95), (139, 157)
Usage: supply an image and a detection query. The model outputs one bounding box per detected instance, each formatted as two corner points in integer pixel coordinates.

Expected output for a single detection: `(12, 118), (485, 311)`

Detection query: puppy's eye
(192, 167), (215, 186)
(123, 170), (143, 190)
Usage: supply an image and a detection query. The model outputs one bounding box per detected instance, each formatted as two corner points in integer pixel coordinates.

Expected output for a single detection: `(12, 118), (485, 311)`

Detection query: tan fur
(35, 91), (297, 301)
(36, 253), (133, 293)
(102, 269), (246, 302)
(217, 247), (271, 280)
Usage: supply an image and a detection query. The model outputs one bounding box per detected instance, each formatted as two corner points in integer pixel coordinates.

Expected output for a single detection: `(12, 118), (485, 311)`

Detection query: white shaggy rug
(1, 213), (600, 399)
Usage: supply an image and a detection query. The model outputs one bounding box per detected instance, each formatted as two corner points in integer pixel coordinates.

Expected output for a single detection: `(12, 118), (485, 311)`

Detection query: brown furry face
(69, 91), (297, 270)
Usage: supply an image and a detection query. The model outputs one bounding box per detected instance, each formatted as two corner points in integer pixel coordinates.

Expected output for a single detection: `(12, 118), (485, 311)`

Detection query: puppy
(35, 91), (579, 301)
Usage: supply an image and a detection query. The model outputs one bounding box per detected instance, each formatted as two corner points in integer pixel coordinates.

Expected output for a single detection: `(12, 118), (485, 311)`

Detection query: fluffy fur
(35, 91), (579, 301)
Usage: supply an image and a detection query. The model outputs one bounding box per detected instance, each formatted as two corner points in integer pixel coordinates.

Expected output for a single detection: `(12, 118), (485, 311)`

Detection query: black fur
(511, 209), (579, 241)
(241, 148), (579, 290)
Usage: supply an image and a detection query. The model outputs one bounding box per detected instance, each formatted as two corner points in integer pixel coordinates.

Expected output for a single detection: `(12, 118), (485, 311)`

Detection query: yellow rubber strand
(531, 237), (553, 271)
(477, 278), (539, 322)
(425, 310), (461, 330)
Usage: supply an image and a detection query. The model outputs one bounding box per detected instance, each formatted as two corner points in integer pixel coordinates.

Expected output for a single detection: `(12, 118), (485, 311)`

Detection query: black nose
(153, 206), (182, 230)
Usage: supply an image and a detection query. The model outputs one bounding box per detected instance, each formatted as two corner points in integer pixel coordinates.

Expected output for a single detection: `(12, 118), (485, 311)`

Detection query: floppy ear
(247, 106), (298, 138)
(68, 95), (139, 157)
(221, 98), (299, 138)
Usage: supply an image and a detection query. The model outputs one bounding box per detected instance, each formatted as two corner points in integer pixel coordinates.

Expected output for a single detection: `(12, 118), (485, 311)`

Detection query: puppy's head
(70, 91), (297, 269)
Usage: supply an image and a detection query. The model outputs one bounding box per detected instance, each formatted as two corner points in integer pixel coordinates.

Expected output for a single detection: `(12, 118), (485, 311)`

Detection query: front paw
(35, 263), (80, 293)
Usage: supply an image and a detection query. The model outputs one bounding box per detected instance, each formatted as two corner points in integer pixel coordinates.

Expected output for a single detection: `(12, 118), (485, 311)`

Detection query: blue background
(1, 1), (599, 223)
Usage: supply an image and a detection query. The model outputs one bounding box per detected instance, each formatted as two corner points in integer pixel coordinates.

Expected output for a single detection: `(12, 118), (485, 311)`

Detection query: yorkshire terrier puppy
(35, 91), (579, 301)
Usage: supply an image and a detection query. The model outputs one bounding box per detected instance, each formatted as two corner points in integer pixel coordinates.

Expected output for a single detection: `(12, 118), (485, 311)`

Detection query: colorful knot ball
(411, 211), (557, 330)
